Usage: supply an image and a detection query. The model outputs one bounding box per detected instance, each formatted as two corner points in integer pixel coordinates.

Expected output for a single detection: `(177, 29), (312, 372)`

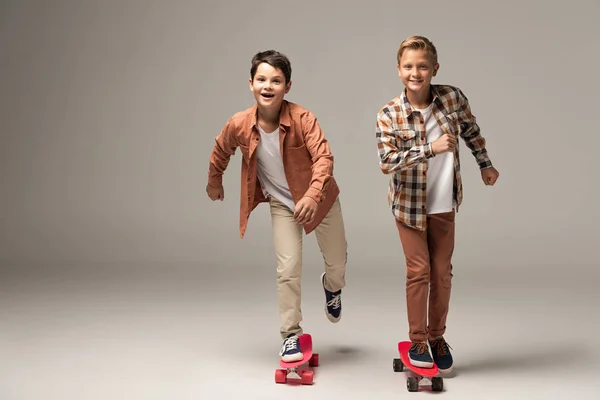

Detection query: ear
(285, 80), (292, 94)
(249, 77), (253, 91)
(397, 64), (402, 77)
(433, 63), (440, 77)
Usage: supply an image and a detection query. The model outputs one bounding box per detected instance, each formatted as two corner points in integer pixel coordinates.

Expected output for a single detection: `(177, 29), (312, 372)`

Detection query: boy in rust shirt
(206, 50), (347, 362)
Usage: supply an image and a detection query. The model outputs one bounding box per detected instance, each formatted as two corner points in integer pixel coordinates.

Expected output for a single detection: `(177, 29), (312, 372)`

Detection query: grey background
(1, 0), (599, 399)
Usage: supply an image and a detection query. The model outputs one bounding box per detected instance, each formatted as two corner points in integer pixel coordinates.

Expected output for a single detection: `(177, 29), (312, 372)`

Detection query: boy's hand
(294, 197), (318, 225)
(481, 167), (499, 186)
(206, 184), (224, 201)
(431, 134), (457, 155)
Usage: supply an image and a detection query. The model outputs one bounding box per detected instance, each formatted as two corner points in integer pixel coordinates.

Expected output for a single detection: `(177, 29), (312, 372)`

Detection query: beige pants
(269, 195), (347, 339)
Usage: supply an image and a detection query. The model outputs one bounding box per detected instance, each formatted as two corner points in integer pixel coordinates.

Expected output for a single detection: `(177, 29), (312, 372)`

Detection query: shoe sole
(438, 365), (454, 374)
(325, 306), (341, 323)
(409, 358), (434, 368)
(281, 354), (304, 362)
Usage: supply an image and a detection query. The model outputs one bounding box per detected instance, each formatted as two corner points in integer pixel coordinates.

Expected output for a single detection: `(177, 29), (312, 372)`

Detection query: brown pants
(395, 211), (455, 343)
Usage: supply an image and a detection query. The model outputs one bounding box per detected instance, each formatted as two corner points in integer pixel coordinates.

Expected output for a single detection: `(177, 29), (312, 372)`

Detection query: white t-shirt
(255, 125), (295, 211)
(414, 103), (455, 214)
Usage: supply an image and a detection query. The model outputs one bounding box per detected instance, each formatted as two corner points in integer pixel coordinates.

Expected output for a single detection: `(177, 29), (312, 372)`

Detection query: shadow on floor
(315, 344), (368, 366)
(453, 343), (589, 377)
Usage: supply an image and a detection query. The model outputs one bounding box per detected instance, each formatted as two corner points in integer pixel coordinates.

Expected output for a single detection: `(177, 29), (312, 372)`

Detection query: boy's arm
(376, 110), (434, 174)
(207, 118), (237, 188)
(301, 114), (334, 204)
(456, 89), (493, 170)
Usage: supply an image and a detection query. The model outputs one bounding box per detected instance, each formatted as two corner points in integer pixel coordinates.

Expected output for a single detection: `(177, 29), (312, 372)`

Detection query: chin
(259, 100), (282, 109)
(408, 84), (429, 93)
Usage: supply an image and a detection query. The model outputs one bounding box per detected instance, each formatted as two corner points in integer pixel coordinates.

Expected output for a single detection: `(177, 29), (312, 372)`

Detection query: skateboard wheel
(275, 369), (287, 384)
(393, 358), (404, 372)
(309, 353), (319, 367)
(407, 377), (419, 392)
(432, 376), (443, 392)
(301, 370), (314, 385)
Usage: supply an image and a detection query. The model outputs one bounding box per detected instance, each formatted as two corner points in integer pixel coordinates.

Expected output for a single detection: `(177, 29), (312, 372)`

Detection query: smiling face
(249, 62), (291, 112)
(397, 48), (439, 98)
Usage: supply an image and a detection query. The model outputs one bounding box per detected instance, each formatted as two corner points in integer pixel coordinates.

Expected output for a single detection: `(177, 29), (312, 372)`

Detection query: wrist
(427, 142), (435, 157)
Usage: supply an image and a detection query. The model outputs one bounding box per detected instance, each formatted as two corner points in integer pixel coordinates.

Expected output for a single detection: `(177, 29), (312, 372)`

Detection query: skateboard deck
(394, 341), (443, 392)
(275, 333), (319, 385)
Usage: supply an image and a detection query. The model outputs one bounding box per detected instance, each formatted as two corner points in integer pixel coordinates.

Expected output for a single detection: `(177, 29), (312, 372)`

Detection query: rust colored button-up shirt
(207, 101), (340, 238)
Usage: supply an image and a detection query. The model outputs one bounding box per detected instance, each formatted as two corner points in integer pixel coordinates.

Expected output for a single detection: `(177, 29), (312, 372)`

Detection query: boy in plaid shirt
(375, 36), (500, 373)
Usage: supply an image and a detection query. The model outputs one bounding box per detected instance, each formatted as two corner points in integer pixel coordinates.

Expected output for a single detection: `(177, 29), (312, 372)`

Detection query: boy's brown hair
(397, 36), (438, 65)
(250, 50), (292, 84)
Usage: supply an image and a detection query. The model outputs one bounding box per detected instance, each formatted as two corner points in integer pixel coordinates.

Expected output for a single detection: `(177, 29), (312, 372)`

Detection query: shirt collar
(400, 85), (440, 115)
(250, 100), (292, 129)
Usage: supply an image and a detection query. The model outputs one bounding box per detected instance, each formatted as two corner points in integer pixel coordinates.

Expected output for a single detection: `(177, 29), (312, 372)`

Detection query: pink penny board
(275, 334), (319, 385)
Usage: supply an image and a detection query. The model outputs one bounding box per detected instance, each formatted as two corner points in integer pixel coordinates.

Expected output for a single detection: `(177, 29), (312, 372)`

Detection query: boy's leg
(395, 218), (434, 368)
(313, 196), (347, 322)
(426, 211), (455, 339)
(426, 210), (455, 373)
(269, 197), (304, 340)
(395, 219), (430, 342)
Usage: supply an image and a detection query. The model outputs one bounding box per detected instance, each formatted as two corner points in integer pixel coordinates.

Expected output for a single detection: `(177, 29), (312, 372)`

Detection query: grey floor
(1, 264), (599, 400)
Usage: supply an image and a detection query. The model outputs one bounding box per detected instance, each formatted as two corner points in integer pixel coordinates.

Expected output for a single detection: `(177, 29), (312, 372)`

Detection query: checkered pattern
(375, 85), (493, 231)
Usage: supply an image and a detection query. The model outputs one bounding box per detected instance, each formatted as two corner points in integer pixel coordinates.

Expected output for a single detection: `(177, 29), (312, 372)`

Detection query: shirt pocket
(394, 128), (417, 152)
(286, 143), (313, 172)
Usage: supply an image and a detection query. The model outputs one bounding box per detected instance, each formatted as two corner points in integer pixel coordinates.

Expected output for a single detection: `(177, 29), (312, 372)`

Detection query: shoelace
(327, 294), (341, 309)
(431, 339), (452, 356)
(412, 342), (429, 355)
(281, 336), (299, 353)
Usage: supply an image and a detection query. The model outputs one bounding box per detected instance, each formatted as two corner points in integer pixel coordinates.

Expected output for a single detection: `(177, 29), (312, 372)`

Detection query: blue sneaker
(408, 342), (434, 368)
(429, 337), (454, 373)
(279, 334), (303, 362)
(321, 272), (341, 322)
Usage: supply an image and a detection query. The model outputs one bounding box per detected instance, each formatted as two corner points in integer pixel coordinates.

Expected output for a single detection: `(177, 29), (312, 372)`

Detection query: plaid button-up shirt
(375, 84), (493, 230)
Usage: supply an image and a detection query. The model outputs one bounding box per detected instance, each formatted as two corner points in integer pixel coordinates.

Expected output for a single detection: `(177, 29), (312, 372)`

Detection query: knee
(277, 254), (302, 281)
(430, 266), (453, 288)
(406, 262), (430, 284)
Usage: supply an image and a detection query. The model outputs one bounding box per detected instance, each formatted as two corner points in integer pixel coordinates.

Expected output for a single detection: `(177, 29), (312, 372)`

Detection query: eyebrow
(256, 74), (284, 79)
(402, 61), (430, 66)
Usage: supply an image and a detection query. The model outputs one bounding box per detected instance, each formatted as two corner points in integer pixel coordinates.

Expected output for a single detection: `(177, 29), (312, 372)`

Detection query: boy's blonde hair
(397, 36), (438, 65)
